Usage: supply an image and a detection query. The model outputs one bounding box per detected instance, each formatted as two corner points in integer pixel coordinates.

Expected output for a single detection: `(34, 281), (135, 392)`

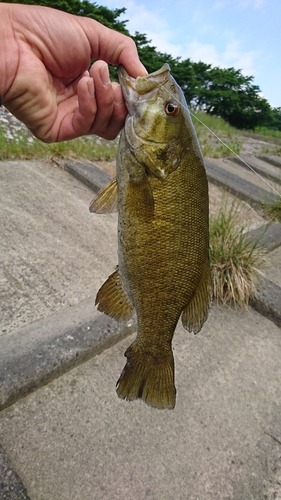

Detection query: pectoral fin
(95, 268), (134, 321)
(181, 262), (212, 334)
(126, 174), (154, 221)
(89, 178), (118, 214)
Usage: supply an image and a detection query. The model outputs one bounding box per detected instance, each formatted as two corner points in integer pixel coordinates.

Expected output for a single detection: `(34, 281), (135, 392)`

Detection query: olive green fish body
(90, 64), (211, 409)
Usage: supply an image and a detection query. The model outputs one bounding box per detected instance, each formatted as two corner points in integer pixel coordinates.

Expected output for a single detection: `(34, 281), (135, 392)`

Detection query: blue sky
(101, 0), (281, 108)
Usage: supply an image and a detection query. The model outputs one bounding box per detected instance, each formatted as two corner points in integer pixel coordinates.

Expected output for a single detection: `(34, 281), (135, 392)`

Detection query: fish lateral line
(165, 86), (281, 199)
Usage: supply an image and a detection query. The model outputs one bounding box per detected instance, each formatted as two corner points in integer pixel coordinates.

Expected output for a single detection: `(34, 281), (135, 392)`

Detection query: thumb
(76, 16), (147, 79)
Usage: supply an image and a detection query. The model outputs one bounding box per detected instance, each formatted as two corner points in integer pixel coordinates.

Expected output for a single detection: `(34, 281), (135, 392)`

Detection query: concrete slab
(0, 303), (135, 412)
(246, 223), (281, 252)
(205, 160), (278, 206)
(64, 159), (112, 193)
(251, 277), (281, 328)
(1, 158), (281, 500)
(265, 245), (281, 288)
(0, 307), (281, 500)
(229, 155), (281, 185)
(210, 158), (278, 193)
(0, 445), (30, 500)
(259, 155), (281, 170)
(0, 160), (118, 335)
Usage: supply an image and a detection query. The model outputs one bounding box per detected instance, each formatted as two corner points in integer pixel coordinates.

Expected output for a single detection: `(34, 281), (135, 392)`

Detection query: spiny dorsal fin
(181, 261), (212, 334)
(95, 267), (134, 321)
(89, 178), (118, 214)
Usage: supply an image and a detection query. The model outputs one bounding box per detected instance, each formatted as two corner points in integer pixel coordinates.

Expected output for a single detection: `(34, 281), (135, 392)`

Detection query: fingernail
(100, 64), (110, 86)
(87, 78), (95, 98)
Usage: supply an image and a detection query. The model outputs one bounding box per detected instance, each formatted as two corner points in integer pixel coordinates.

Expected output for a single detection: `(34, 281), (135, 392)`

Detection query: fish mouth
(118, 64), (171, 111)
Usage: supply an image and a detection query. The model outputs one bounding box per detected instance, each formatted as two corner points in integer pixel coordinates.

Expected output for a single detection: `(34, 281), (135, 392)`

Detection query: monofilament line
(165, 87), (281, 198)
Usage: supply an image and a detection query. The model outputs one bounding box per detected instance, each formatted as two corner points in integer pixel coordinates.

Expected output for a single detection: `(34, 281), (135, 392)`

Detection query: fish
(89, 63), (211, 410)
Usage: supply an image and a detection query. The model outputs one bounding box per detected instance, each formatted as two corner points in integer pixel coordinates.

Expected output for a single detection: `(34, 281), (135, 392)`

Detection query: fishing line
(165, 87), (281, 198)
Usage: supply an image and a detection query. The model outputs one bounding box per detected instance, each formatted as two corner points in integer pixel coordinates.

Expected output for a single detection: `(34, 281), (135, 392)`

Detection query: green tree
(185, 64), (274, 130)
(270, 107), (281, 131)
(3, 0), (129, 33)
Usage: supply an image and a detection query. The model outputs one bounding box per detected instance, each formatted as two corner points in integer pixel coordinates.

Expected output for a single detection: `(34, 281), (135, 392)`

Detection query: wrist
(0, 4), (18, 102)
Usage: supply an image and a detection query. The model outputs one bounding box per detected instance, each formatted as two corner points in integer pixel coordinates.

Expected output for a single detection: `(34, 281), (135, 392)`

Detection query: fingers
(58, 61), (127, 141)
(69, 74), (97, 138)
(88, 61), (127, 139)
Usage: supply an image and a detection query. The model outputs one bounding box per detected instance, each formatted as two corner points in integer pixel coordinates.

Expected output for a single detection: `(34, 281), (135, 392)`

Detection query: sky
(100, 0), (281, 108)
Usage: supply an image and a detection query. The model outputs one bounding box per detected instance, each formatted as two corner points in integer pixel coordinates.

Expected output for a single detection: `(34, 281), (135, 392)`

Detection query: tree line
(5, 0), (281, 131)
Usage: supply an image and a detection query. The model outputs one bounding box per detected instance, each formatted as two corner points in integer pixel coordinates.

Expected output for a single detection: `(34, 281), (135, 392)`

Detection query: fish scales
(90, 64), (211, 409)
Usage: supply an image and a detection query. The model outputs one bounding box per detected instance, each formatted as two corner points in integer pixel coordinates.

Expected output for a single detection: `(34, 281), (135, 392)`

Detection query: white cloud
(222, 40), (261, 74)
(115, 0), (183, 57)
(181, 40), (261, 76)
(183, 42), (220, 66)
(143, 31), (183, 57)
(238, 0), (266, 8)
(103, 0), (261, 78)
(117, 0), (166, 34)
(214, 0), (266, 8)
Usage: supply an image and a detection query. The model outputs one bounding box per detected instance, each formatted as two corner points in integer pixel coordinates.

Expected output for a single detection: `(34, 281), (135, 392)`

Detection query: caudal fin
(116, 343), (176, 410)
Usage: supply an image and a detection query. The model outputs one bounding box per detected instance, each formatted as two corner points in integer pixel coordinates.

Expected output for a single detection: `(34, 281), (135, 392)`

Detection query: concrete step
(205, 159), (279, 206)
(207, 157), (279, 192)
(228, 155), (281, 185)
(259, 154), (281, 169)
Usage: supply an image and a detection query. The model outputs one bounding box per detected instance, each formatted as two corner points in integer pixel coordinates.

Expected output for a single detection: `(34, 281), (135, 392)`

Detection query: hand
(0, 3), (146, 142)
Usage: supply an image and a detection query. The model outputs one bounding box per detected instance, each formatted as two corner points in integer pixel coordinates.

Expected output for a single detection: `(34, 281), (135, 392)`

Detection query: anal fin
(89, 178), (118, 214)
(181, 261), (212, 334)
(95, 267), (134, 321)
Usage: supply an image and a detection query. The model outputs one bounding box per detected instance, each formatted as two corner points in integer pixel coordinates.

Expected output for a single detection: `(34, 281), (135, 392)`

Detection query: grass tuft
(210, 197), (267, 307)
(191, 111), (242, 157)
(261, 145), (281, 155)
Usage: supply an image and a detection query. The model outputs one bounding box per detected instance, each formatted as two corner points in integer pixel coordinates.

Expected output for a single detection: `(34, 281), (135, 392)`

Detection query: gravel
(0, 106), (34, 143)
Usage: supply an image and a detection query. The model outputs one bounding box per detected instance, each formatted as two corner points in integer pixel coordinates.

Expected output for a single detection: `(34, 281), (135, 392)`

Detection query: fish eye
(165, 102), (180, 116)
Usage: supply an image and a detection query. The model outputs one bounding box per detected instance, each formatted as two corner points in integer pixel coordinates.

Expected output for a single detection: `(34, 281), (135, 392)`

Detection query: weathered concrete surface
(1, 159), (281, 500)
(230, 155), (281, 186)
(0, 303), (135, 412)
(246, 222), (281, 253)
(0, 445), (30, 500)
(265, 244), (281, 287)
(253, 243), (281, 328)
(251, 277), (281, 328)
(0, 307), (281, 500)
(205, 158), (279, 206)
(259, 154), (281, 169)
(246, 223), (281, 328)
(64, 159), (112, 194)
(0, 160), (118, 335)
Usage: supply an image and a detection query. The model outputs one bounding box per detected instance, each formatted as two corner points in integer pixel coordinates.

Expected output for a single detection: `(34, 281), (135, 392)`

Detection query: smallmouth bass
(90, 64), (211, 410)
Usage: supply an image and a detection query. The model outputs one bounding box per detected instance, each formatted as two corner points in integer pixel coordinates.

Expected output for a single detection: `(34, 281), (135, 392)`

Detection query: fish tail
(116, 343), (176, 410)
